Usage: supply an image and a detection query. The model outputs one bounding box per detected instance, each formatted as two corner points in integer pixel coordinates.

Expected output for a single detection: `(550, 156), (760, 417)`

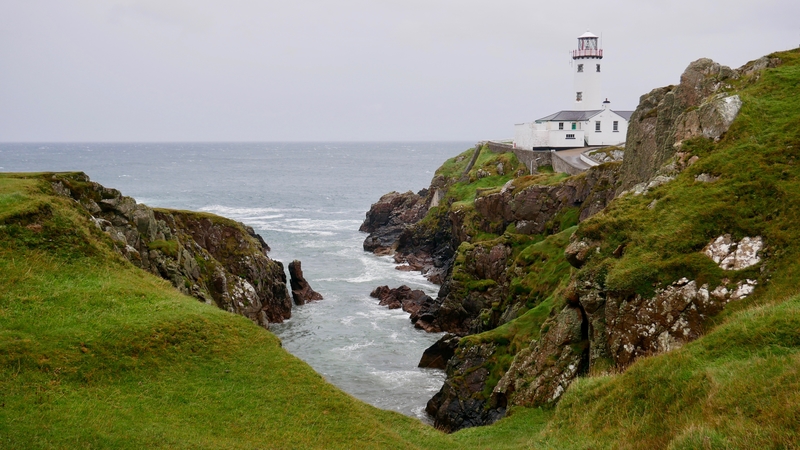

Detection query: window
(577, 64), (584, 73)
(613, 121), (619, 132)
(558, 122), (564, 130)
(596, 64), (601, 72)
(566, 134), (575, 139)
(595, 121), (601, 132)
(576, 92), (583, 102)
(571, 122), (577, 130)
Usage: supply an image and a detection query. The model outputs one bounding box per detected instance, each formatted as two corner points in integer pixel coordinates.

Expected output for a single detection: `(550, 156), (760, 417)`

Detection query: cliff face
(618, 56), (780, 192)
(492, 55), (785, 416)
(363, 51), (793, 433)
(50, 173), (292, 328)
(361, 147), (620, 431)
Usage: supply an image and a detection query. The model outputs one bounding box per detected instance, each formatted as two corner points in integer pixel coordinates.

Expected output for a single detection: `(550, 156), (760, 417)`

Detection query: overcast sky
(1, 1), (798, 142)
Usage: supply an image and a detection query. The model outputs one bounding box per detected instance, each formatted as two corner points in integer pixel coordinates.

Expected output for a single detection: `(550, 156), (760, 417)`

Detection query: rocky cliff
(618, 55), (780, 192)
(50, 172), (292, 328)
(362, 52), (792, 433)
(490, 55), (783, 425)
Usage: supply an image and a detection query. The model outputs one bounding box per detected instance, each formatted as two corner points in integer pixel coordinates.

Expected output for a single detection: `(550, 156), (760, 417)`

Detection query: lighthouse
(512, 30), (633, 150)
(572, 31), (603, 111)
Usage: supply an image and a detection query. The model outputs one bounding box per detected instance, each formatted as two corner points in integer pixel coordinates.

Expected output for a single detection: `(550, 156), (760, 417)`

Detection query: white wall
(514, 122), (550, 149)
(548, 129), (585, 148)
(573, 58), (603, 111)
(584, 110), (628, 146)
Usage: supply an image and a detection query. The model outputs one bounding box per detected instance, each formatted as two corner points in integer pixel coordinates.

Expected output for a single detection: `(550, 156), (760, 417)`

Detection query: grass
(0, 173), (453, 449)
(3, 49), (800, 449)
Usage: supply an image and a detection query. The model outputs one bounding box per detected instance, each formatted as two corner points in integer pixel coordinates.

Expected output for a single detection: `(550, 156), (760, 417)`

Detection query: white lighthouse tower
(572, 31), (603, 110)
(512, 30), (633, 150)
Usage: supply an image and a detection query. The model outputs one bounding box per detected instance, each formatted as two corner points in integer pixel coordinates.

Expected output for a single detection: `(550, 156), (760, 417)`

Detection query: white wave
(240, 214), (285, 220)
(368, 369), (435, 385)
(248, 225), (336, 236)
(200, 204), (300, 216)
(282, 218), (362, 231)
(334, 340), (375, 354)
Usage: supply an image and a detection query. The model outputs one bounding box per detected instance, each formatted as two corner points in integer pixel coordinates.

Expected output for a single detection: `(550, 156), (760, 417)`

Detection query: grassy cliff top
(3, 48), (800, 449)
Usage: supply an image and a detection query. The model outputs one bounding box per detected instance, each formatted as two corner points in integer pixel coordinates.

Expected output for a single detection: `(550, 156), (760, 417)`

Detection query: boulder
(418, 333), (460, 369)
(370, 285), (436, 323)
(288, 260), (323, 305)
(703, 235), (763, 271)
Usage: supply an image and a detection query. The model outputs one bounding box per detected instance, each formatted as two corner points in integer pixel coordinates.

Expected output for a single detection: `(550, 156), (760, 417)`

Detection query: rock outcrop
(360, 190), (428, 255)
(493, 305), (587, 408)
(53, 172), (292, 328)
(473, 162), (621, 236)
(370, 285), (439, 331)
(396, 54), (785, 433)
(619, 56), (779, 193)
(418, 334), (460, 370)
(288, 260), (323, 305)
(426, 341), (505, 432)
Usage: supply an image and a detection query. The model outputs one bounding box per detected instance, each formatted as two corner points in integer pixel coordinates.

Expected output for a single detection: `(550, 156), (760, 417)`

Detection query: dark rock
(494, 305), (588, 408)
(425, 341), (505, 432)
(473, 162), (621, 237)
(288, 260), (323, 305)
(370, 285), (436, 326)
(360, 191), (428, 254)
(418, 334), (460, 369)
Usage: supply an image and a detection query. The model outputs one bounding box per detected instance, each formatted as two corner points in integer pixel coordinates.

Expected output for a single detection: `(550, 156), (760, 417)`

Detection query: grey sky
(1, 1), (797, 142)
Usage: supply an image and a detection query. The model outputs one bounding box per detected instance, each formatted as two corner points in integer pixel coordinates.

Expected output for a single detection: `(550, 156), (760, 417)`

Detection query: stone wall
(551, 151), (585, 176)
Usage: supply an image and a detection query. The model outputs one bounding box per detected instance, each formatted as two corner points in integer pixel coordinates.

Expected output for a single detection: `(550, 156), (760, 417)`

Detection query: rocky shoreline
(360, 55), (777, 432)
(50, 172), (322, 329)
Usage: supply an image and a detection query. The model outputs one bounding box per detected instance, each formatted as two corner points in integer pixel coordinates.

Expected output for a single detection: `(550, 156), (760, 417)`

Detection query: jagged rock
(49, 172), (292, 328)
(426, 341), (505, 432)
(494, 306), (587, 408)
(474, 162), (621, 236)
(619, 58), (750, 192)
(370, 285), (437, 328)
(703, 235), (763, 270)
(418, 334), (460, 369)
(360, 191), (428, 254)
(288, 260), (323, 305)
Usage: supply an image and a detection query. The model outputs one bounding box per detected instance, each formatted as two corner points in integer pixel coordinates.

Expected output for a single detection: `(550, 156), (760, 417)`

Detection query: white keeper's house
(514, 31), (633, 150)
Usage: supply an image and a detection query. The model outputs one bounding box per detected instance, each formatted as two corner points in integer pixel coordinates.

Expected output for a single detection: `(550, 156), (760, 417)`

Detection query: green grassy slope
(3, 48), (800, 449)
(504, 48), (800, 448)
(0, 174), (455, 449)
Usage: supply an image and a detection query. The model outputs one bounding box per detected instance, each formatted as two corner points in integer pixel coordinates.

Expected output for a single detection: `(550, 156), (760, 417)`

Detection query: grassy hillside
(3, 48), (800, 449)
(0, 173), (450, 449)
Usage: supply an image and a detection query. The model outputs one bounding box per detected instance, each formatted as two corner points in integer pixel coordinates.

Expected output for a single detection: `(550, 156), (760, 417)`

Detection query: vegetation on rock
(3, 48), (800, 449)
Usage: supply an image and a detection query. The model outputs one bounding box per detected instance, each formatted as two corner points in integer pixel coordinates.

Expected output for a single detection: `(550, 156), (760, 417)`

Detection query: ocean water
(0, 142), (471, 422)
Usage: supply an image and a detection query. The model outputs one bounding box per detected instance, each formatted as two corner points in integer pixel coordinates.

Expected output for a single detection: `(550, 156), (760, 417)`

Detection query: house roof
(615, 110), (634, 121)
(536, 109), (635, 122)
(536, 110), (602, 122)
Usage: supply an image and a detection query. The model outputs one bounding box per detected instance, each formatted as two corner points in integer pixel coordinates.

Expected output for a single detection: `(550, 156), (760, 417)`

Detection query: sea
(0, 142), (472, 423)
